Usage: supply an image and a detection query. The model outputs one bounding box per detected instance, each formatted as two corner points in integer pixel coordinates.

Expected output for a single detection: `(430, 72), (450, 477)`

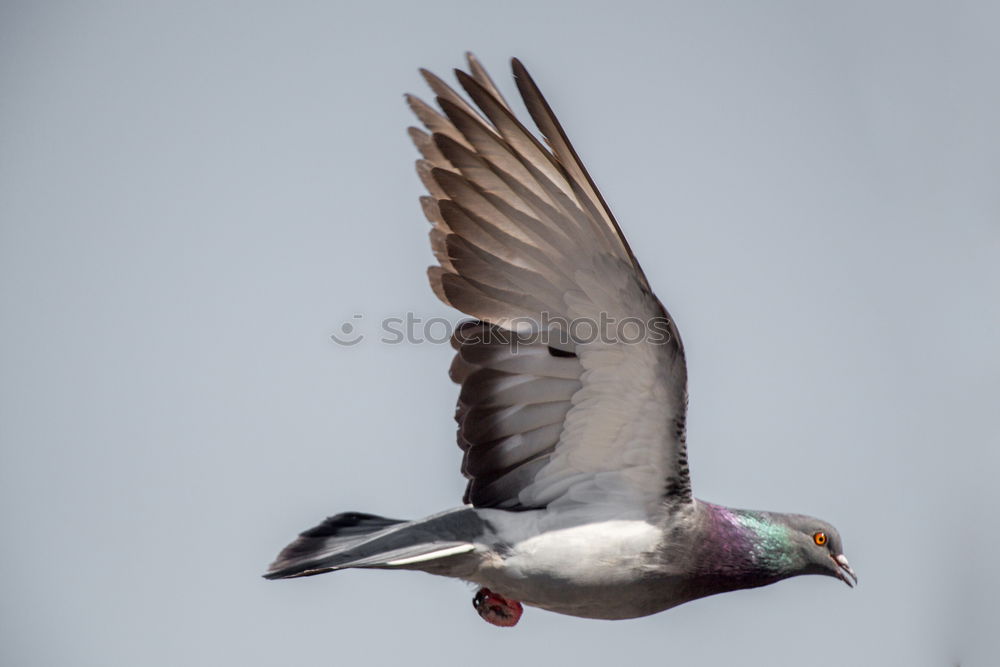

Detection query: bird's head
(779, 514), (857, 587)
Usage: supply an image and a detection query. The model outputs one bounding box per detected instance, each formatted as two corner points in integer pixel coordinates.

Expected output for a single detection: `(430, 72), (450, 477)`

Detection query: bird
(264, 53), (856, 627)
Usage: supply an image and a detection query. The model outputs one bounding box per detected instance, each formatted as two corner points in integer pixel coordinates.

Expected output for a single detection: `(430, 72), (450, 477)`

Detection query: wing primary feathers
(435, 199), (574, 288)
(420, 68), (497, 137)
(510, 58), (651, 291)
(449, 71), (620, 259)
(466, 52), (512, 111)
(408, 127), (449, 166)
(430, 166), (582, 264)
(435, 97), (560, 211)
(454, 70), (575, 204)
(405, 94), (470, 149)
(432, 129), (589, 258)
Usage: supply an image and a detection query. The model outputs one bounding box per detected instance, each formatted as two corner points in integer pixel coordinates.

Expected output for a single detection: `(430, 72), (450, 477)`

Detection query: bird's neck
(686, 501), (800, 590)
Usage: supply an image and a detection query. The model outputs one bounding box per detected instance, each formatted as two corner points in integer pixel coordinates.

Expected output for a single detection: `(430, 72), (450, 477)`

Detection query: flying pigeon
(265, 54), (856, 627)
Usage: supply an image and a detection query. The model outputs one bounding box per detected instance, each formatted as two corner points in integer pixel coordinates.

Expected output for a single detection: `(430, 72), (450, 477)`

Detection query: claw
(472, 587), (523, 627)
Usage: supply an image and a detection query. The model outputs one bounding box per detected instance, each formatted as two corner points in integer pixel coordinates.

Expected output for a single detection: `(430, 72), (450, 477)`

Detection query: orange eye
(813, 531), (827, 546)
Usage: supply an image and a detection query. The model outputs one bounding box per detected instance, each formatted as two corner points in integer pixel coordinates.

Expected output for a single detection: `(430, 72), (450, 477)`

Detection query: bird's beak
(831, 553), (858, 587)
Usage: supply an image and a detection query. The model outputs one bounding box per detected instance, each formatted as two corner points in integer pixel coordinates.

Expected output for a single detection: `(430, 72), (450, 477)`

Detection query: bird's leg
(472, 587), (523, 627)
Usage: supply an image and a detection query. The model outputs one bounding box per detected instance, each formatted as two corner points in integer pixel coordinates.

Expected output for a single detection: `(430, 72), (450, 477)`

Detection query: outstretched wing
(408, 54), (690, 517)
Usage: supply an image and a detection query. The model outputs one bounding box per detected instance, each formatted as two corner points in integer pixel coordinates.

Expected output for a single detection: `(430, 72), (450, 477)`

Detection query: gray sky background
(2, 2), (998, 666)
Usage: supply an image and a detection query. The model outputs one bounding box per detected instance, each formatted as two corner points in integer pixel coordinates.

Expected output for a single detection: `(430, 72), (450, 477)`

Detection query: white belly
(468, 516), (686, 620)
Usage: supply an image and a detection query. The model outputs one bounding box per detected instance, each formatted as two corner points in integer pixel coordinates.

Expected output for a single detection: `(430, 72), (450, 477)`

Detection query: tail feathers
(297, 511), (405, 545)
(265, 512), (405, 579)
(264, 509), (483, 580)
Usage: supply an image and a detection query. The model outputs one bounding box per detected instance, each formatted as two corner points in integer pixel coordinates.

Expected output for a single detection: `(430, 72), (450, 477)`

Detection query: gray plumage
(265, 54), (855, 623)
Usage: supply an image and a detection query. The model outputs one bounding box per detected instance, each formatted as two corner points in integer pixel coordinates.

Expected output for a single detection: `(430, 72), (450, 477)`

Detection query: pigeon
(265, 54), (856, 627)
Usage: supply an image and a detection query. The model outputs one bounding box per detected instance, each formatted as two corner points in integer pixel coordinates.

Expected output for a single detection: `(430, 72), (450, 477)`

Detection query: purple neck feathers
(688, 503), (798, 588)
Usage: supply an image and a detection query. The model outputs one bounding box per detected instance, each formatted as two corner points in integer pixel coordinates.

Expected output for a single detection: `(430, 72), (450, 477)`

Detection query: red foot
(473, 587), (523, 627)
